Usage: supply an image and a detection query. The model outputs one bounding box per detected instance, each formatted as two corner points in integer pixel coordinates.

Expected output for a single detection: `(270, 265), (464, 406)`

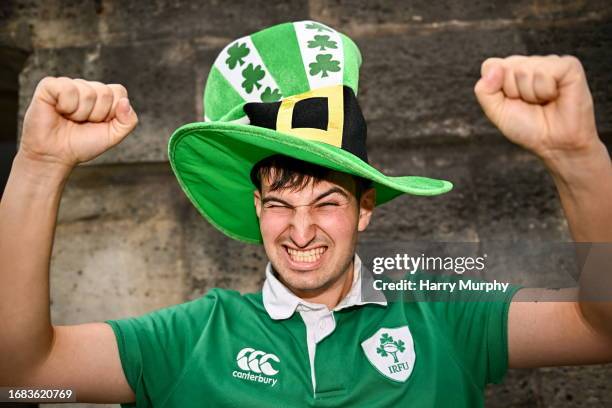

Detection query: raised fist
(20, 77), (139, 168)
(474, 55), (599, 161)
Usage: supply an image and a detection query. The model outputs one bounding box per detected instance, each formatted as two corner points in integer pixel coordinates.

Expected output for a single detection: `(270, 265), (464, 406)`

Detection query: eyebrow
(262, 186), (349, 206)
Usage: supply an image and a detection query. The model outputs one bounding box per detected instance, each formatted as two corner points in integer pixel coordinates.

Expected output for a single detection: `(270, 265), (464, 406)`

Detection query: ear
(254, 189), (262, 219)
(357, 188), (376, 232)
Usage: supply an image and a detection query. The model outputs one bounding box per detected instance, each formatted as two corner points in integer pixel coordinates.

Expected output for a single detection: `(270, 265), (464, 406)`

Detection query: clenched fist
(20, 77), (139, 169)
(474, 55), (599, 161)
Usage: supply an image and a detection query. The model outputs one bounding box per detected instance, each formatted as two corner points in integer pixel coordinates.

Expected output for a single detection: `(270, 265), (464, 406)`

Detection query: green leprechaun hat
(168, 20), (453, 244)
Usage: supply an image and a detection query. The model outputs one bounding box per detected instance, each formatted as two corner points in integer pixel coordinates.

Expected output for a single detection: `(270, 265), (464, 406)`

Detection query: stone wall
(1, 1), (611, 407)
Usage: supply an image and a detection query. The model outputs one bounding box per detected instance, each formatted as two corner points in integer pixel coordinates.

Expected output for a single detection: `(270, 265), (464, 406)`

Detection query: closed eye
(264, 203), (292, 209)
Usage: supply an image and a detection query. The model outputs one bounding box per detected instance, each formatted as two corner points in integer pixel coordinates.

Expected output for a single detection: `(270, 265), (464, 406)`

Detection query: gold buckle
(275, 85), (344, 147)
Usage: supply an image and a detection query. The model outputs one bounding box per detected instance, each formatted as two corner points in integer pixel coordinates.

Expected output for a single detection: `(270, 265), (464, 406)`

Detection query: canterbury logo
(236, 347), (280, 376)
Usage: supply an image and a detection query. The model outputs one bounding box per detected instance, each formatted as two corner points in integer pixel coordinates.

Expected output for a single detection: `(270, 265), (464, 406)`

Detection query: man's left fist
(474, 55), (599, 160)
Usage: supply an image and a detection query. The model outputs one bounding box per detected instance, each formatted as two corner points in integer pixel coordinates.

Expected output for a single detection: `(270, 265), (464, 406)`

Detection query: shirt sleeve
(105, 290), (219, 408)
(410, 273), (521, 386)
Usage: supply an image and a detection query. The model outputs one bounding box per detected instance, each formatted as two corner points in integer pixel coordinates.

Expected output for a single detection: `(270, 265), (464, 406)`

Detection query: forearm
(0, 152), (72, 380)
(542, 139), (612, 243)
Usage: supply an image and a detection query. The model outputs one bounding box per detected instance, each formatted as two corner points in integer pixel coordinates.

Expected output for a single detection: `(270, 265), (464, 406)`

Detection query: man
(0, 20), (611, 407)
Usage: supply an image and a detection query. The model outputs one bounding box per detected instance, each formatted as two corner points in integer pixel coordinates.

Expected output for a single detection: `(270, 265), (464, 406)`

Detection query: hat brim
(168, 122), (453, 244)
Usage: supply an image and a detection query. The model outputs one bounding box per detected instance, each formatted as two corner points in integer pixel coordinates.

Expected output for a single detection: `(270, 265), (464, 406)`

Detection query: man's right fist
(20, 77), (139, 168)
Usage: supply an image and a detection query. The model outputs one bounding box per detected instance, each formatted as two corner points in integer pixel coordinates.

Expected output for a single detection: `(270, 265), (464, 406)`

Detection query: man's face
(254, 170), (375, 296)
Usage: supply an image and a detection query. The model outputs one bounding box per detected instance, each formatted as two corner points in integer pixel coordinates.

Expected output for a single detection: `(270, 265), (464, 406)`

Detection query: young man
(1, 20), (611, 407)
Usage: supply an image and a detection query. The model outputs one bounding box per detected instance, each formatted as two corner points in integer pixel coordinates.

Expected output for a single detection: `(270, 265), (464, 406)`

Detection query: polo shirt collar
(262, 253), (387, 320)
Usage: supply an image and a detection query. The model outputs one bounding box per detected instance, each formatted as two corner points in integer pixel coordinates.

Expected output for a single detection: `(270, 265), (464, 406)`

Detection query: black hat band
(243, 85), (368, 163)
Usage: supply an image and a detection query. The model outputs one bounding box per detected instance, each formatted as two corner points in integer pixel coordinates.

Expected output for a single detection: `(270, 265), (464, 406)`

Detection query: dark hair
(250, 154), (372, 199)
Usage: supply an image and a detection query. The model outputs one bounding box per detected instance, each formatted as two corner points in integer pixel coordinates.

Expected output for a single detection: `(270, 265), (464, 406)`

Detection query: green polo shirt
(106, 256), (519, 407)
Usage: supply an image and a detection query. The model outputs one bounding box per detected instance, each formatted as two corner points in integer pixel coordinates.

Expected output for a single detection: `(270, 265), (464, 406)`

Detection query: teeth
(286, 247), (326, 263)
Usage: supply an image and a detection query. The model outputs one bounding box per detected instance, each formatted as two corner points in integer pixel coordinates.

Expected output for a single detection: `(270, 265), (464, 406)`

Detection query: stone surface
(51, 163), (188, 324)
(182, 207), (267, 301)
(360, 139), (576, 289)
(9, 3), (612, 163)
(485, 365), (612, 407)
(362, 140), (567, 241)
(537, 365), (612, 407)
(17, 41), (207, 164)
(1, 1), (611, 407)
(485, 369), (541, 407)
(310, 0), (611, 27)
(357, 27), (525, 145)
(1, 0), (310, 49)
(356, 21), (612, 146)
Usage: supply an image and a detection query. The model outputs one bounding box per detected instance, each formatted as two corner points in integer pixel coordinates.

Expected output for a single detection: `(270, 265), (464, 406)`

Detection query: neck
(289, 259), (355, 310)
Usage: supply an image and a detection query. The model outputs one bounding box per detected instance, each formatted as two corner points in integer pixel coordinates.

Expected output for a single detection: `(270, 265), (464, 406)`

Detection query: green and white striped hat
(168, 20), (453, 244)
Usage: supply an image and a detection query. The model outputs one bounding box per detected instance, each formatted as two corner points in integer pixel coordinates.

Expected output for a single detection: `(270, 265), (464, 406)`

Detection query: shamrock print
(376, 333), (406, 363)
(225, 42), (250, 69)
(241, 63), (266, 93)
(261, 87), (282, 102)
(309, 54), (340, 78)
(307, 35), (337, 51)
(305, 22), (332, 32)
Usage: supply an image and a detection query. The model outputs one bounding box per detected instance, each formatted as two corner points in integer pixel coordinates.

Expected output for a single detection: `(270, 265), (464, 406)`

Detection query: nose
(288, 206), (316, 248)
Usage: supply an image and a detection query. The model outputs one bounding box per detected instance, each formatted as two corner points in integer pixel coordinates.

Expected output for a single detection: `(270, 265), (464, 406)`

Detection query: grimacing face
(254, 170), (376, 298)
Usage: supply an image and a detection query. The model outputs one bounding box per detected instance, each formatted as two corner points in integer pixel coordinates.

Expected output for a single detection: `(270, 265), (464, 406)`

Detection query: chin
(278, 267), (323, 287)
(285, 276), (330, 293)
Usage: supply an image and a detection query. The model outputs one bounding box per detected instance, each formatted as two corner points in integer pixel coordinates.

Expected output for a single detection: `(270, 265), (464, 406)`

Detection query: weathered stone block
(356, 28), (526, 145)
(18, 41), (205, 164)
(538, 365), (612, 407)
(355, 22), (611, 146)
(310, 0), (610, 26)
(50, 163), (187, 324)
(2, 0), (309, 49)
(485, 368), (540, 407)
(361, 140), (567, 242)
(182, 206), (267, 300)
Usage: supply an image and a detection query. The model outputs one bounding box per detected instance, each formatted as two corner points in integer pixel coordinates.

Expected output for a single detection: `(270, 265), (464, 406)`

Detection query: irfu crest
(361, 326), (416, 382)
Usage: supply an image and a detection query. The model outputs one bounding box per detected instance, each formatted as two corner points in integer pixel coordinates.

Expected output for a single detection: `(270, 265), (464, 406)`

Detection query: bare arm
(506, 142), (612, 367)
(0, 77), (138, 401)
(545, 140), (612, 336)
(474, 55), (612, 368)
(0, 155), (66, 381)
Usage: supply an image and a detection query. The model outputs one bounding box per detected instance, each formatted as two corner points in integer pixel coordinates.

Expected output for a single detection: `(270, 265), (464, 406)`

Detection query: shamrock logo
(309, 54), (341, 78)
(376, 333), (406, 363)
(305, 22), (332, 32)
(261, 87), (282, 102)
(225, 42), (250, 69)
(307, 35), (337, 51)
(241, 63), (265, 94)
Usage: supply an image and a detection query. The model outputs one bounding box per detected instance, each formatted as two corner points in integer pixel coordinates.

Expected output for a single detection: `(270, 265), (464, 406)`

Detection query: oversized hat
(168, 20), (453, 244)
